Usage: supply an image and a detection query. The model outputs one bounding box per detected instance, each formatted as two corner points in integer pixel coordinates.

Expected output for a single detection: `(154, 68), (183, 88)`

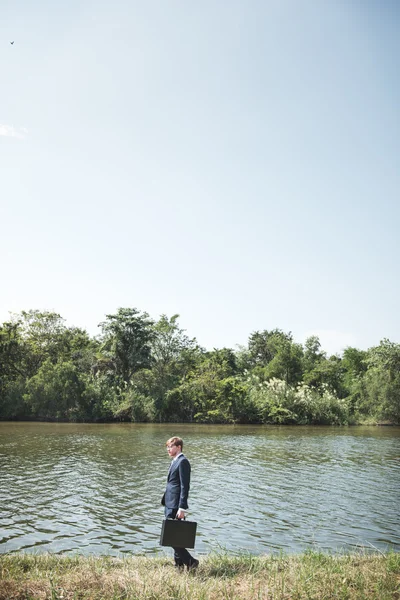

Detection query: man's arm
(177, 458), (191, 517)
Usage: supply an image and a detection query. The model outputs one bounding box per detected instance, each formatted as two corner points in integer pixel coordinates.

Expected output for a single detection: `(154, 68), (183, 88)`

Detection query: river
(0, 422), (399, 556)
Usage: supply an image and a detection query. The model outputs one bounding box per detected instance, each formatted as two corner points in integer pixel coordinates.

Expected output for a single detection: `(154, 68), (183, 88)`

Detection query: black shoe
(187, 559), (199, 571)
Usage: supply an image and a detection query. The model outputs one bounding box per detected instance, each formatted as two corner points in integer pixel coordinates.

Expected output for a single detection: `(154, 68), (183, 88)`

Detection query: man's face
(167, 443), (181, 458)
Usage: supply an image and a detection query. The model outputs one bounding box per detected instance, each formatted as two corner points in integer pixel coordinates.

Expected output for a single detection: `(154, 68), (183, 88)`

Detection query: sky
(1, 0), (399, 356)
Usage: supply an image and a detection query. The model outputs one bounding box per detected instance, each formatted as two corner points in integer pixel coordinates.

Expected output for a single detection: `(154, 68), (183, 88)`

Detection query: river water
(0, 422), (399, 556)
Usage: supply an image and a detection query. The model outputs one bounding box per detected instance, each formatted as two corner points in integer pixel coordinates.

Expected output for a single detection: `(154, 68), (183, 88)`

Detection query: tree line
(0, 308), (399, 424)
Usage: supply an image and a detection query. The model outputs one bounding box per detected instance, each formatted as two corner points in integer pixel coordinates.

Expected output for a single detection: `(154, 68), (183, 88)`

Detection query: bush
(245, 375), (349, 425)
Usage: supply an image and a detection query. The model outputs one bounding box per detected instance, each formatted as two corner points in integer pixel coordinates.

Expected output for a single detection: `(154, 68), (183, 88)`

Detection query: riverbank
(1, 417), (398, 425)
(1, 552), (399, 600)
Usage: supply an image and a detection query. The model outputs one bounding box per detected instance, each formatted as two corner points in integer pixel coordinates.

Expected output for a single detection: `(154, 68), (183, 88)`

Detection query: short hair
(166, 436), (183, 449)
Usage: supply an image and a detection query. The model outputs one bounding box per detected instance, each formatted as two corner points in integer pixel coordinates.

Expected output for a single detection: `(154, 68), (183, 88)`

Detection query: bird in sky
(10, 41), (14, 45)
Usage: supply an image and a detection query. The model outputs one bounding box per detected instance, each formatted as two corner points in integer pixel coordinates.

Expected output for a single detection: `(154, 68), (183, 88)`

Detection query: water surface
(1, 422), (399, 555)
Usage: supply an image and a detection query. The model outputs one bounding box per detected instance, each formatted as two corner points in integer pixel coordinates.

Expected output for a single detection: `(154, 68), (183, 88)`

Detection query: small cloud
(0, 124), (28, 140)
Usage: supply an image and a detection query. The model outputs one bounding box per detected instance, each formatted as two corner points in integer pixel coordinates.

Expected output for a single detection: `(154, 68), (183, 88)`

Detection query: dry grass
(0, 551), (399, 600)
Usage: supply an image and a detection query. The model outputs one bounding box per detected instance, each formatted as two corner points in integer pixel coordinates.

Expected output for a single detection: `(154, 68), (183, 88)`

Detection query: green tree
(118, 314), (203, 422)
(24, 360), (88, 421)
(248, 329), (303, 385)
(303, 336), (325, 373)
(0, 320), (25, 387)
(360, 340), (400, 423)
(0, 320), (27, 418)
(342, 347), (368, 379)
(99, 308), (154, 383)
(165, 348), (252, 423)
(341, 347), (368, 413)
(248, 329), (293, 366)
(150, 314), (200, 418)
(303, 355), (346, 397)
(17, 310), (69, 376)
(263, 340), (304, 385)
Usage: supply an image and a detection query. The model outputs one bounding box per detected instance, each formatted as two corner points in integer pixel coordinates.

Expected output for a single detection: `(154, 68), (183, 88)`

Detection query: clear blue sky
(1, 1), (399, 355)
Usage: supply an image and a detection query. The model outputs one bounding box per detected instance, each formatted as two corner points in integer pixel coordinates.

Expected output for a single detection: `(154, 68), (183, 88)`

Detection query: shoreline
(1, 551), (399, 599)
(1, 417), (398, 426)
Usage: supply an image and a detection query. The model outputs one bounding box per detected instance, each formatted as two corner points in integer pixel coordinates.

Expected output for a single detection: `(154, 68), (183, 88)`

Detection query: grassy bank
(1, 552), (399, 600)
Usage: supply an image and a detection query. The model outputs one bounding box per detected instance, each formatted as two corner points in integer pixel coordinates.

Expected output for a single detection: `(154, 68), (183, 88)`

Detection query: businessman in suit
(162, 436), (199, 570)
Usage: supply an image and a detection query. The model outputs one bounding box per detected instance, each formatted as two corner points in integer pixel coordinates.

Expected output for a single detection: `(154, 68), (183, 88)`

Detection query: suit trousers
(164, 507), (195, 566)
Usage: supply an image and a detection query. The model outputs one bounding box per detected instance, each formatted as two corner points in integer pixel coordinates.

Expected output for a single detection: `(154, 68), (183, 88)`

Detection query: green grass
(0, 551), (399, 600)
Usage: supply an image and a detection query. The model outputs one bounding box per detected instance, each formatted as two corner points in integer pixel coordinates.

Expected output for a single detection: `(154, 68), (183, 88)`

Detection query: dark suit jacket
(162, 453), (191, 510)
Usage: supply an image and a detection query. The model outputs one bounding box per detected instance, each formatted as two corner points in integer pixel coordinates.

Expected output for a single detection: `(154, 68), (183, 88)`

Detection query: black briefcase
(160, 518), (197, 548)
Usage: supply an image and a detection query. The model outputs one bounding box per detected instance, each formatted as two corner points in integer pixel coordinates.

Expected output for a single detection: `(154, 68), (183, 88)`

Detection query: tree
(248, 329), (294, 366)
(0, 320), (25, 385)
(146, 314), (201, 420)
(247, 329), (303, 384)
(99, 308), (154, 383)
(341, 347), (368, 412)
(303, 355), (346, 397)
(360, 340), (400, 423)
(165, 348), (250, 423)
(0, 319), (27, 418)
(303, 336), (325, 373)
(24, 360), (88, 420)
(342, 347), (368, 378)
(263, 340), (304, 385)
(0, 313), (98, 420)
(17, 310), (69, 376)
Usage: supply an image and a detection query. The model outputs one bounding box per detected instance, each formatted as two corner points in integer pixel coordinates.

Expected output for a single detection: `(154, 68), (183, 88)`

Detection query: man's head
(166, 436), (183, 458)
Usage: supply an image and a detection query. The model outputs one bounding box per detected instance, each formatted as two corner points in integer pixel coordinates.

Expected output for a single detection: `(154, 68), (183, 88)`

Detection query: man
(161, 436), (199, 570)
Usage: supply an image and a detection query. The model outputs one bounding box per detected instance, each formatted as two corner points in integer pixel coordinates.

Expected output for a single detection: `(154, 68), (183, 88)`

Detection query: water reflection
(0, 422), (399, 555)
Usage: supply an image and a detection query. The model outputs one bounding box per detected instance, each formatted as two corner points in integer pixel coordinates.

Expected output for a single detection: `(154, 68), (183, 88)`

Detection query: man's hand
(176, 509), (185, 519)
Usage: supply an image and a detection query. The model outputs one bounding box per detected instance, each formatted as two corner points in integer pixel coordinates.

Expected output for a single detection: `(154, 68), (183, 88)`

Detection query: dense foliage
(0, 309), (399, 424)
